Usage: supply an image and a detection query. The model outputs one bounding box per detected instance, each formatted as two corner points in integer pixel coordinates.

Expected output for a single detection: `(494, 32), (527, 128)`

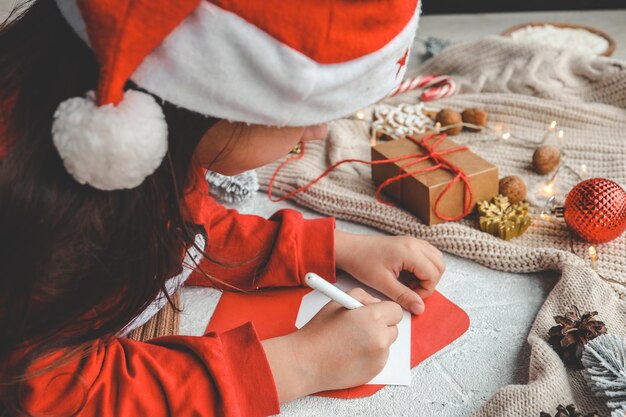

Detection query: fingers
(320, 287), (381, 316)
(403, 242), (444, 301)
(422, 244), (445, 276)
(379, 274), (425, 315)
(388, 324), (399, 344)
(368, 299), (404, 325)
(346, 287), (381, 305)
(411, 258), (441, 291)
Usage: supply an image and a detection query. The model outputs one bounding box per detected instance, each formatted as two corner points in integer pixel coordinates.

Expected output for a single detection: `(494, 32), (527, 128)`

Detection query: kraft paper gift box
(371, 134), (499, 225)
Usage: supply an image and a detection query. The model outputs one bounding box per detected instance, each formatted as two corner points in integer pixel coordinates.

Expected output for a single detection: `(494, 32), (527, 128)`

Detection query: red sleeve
(185, 169), (336, 290)
(22, 323), (280, 417)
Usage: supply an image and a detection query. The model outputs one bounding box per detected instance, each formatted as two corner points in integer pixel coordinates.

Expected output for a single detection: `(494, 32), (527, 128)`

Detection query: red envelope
(206, 287), (469, 399)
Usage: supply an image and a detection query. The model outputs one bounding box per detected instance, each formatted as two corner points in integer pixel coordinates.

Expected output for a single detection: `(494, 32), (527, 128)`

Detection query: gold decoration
(478, 195), (532, 241)
(290, 142), (303, 154)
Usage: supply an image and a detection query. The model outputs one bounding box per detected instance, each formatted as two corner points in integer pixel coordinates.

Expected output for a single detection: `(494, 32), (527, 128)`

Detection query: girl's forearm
(333, 229), (356, 273)
(261, 333), (318, 403)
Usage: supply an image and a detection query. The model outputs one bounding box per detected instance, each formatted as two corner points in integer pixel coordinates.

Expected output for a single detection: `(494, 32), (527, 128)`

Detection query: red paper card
(206, 287), (469, 399)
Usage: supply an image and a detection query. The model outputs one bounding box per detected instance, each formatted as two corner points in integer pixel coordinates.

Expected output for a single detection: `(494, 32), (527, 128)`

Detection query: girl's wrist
(261, 332), (321, 403)
(334, 229), (355, 273)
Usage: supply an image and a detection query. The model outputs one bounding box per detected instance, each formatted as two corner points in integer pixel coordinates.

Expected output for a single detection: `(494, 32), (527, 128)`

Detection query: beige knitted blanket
(258, 37), (626, 416)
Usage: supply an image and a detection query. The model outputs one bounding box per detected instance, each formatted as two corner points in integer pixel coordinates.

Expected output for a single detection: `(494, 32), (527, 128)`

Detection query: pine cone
(539, 404), (601, 417)
(548, 306), (607, 369)
(555, 405), (570, 417)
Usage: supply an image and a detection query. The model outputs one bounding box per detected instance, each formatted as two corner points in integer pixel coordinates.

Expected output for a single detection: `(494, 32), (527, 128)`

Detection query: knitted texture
(258, 36), (626, 415)
(205, 170), (259, 204)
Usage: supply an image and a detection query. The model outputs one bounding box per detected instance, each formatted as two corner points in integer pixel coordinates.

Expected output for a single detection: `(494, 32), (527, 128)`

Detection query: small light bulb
(580, 164), (588, 179)
(355, 111), (365, 120)
(501, 132), (511, 140)
(557, 130), (565, 146)
(542, 180), (556, 196)
(541, 122), (557, 143)
(370, 128), (377, 147)
(588, 246), (598, 269)
(435, 122), (442, 132)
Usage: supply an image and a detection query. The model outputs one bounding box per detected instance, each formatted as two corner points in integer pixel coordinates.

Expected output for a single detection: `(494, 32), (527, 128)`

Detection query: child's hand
(263, 288), (402, 401)
(296, 288), (402, 392)
(334, 231), (445, 315)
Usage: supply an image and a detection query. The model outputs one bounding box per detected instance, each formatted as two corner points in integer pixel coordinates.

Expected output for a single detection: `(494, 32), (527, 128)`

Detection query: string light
(580, 164), (588, 179)
(542, 179), (556, 196)
(540, 120), (558, 143)
(370, 127), (378, 147)
(588, 246), (598, 270)
(538, 196), (563, 222)
(369, 110), (586, 202)
(538, 160), (565, 198)
(367, 109), (596, 261)
(373, 109), (564, 150)
(370, 112), (598, 259)
(539, 196), (554, 220)
(355, 110), (365, 120)
(556, 130), (565, 146)
(485, 120), (563, 148)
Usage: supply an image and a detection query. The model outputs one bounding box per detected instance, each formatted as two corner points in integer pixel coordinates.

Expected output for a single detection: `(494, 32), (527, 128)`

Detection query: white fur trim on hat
(129, 2), (420, 126)
(52, 90), (168, 190)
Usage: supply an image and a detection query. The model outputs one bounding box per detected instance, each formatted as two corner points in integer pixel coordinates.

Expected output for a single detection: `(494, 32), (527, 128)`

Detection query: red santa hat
(53, 0), (421, 190)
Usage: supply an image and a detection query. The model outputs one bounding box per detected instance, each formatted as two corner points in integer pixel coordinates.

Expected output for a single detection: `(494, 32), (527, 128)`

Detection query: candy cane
(421, 79), (456, 101)
(387, 74), (457, 101)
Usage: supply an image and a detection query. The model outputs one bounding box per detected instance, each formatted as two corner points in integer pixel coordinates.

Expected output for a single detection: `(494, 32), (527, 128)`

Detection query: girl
(0, 0), (444, 415)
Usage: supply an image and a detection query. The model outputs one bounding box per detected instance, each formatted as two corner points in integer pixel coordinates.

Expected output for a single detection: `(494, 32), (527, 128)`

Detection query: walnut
(499, 175), (527, 204)
(435, 108), (462, 135)
(461, 108), (488, 132)
(533, 145), (561, 174)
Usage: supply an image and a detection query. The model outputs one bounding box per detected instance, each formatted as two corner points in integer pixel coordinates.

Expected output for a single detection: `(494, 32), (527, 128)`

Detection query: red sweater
(20, 173), (336, 417)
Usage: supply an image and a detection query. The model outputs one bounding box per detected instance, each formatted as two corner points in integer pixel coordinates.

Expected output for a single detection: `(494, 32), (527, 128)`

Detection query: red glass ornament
(564, 178), (626, 243)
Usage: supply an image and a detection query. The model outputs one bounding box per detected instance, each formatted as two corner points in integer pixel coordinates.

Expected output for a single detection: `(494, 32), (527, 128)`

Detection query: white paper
(295, 274), (411, 386)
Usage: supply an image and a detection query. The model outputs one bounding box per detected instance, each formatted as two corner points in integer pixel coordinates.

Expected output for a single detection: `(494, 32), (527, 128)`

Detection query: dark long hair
(0, 0), (218, 413)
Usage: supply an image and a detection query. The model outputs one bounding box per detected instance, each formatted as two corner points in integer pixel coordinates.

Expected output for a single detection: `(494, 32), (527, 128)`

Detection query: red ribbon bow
(268, 133), (474, 222)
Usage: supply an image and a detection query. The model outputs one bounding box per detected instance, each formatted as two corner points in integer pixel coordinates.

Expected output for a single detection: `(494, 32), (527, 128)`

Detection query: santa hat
(53, 0), (421, 190)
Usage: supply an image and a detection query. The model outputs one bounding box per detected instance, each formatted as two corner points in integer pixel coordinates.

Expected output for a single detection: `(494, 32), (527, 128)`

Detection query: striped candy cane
(387, 74), (457, 101)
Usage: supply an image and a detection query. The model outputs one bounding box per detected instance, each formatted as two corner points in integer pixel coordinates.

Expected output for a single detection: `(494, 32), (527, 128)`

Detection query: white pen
(304, 272), (364, 310)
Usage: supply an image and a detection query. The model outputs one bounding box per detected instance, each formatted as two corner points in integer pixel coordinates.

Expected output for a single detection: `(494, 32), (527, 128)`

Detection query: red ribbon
(267, 133), (474, 222)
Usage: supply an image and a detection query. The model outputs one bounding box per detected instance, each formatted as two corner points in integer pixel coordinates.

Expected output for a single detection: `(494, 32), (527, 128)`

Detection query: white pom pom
(52, 90), (168, 190)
